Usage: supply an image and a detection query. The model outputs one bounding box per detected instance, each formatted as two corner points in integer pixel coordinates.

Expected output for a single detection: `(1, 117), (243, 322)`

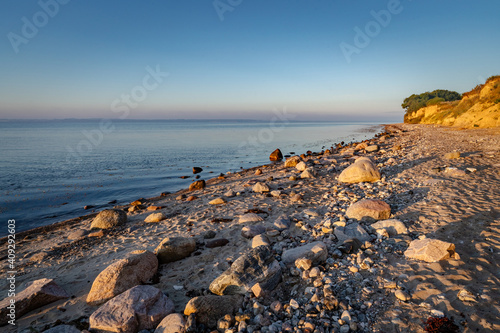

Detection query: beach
(1, 123), (499, 333)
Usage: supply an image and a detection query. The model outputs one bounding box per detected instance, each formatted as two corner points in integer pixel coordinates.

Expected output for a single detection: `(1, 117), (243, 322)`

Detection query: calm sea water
(0, 119), (381, 235)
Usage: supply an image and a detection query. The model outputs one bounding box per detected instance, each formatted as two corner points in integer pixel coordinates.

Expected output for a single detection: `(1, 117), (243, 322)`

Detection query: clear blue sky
(1, 0), (499, 121)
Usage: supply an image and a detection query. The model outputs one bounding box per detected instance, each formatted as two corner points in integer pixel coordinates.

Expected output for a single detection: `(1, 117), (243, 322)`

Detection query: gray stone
(90, 285), (174, 333)
(252, 234), (270, 248)
(0, 278), (68, 326)
(43, 325), (80, 333)
(87, 250), (158, 306)
(273, 215), (291, 230)
(335, 223), (371, 243)
(209, 246), (281, 296)
(91, 209), (127, 229)
(239, 213), (264, 223)
(155, 237), (196, 264)
(184, 295), (242, 329)
(370, 219), (408, 236)
(154, 313), (186, 333)
(338, 157), (381, 184)
(281, 241), (328, 265)
(295, 161), (307, 171)
(241, 225), (266, 238)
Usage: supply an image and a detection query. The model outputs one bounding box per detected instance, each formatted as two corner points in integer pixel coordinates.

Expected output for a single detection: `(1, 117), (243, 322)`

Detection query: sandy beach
(1, 123), (499, 333)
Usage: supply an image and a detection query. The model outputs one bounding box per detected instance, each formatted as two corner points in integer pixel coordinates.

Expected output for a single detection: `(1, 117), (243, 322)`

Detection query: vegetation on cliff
(403, 75), (500, 128)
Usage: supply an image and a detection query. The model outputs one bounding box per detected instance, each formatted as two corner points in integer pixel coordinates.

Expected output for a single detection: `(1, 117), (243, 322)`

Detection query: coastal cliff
(404, 76), (500, 128)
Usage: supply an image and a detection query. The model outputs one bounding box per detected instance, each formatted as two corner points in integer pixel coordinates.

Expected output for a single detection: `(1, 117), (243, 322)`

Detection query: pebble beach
(1, 123), (499, 333)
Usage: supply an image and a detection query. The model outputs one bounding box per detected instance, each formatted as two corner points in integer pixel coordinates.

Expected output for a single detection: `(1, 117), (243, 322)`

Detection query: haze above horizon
(1, 0), (499, 121)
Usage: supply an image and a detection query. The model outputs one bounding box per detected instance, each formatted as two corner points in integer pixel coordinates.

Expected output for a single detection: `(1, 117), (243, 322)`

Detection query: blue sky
(1, 0), (499, 120)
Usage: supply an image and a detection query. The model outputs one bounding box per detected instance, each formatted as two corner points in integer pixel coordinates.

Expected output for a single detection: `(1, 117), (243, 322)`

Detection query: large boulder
(295, 161), (308, 171)
(284, 156), (301, 168)
(91, 209), (127, 229)
(370, 219), (408, 236)
(184, 295), (243, 328)
(404, 238), (458, 263)
(269, 149), (283, 161)
(281, 241), (328, 265)
(346, 199), (391, 221)
(0, 279), (68, 326)
(155, 237), (196, 264)
(209, 246), (281, 296)
(155, 313), (186, 333)
(338, 157), (381, 183)
(90, 285), (174, 333)
(189, 180), (206, 191)
(86, 250), (158, 306)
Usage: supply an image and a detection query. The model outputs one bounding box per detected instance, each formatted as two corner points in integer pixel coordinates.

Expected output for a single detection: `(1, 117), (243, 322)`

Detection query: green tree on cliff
(402, 90), (461, 114)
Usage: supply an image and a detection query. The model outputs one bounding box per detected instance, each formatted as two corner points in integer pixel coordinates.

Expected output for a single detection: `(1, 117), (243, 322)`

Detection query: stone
(155, 237), (196, 264)
(370, 219), (407, 236)
(269, 149), (283, 161)
(285, 156), (301, 168)
(394, 289), (410, 301)
(0, 278), (68, 326)
(338, 157), (381, 183)
(154, 313), (186, 333)
(295, 161), (308, 171)
(290, 193), (302, 202)
(444, 167), (466, 177)
(295, 258), (312, 270)
(209, 197), (226, 205)
(300, 168), (316, 179)
(89, 285), (174, 333)
(206, 239), (229, 248)
(87, 250), (158, 306)
(281, 241), (328, 265)
(355, 142), (368, 150)
(43, 325), (80, 333)
(184, 295), (242, 328)
(253, 182), (270, 193)
(147, 206), (162, 211)
(186, 195), (197, 201)
(239, 213), (264, 223)
(274, 214), (291, 230)
(444, 151), (460, 159)
(335, 223), (371, 243)
(209, 246), (282, 296)
(252, 234), (270, 248)
(365, 145), (379, 152)
(346, 199), (391, 221)
(241, 225), (266, 238)
(404, 238), (457, 262)
(91, 209), (127, 229)
(67, 229), (88, 240)
(193, 167), (203, 174)
(145, 212), (167, 223)
(224, 189), (235, 197)
(457, 289), (476, 302)
(270, 190), (281, 197)
(189, 180), (206, 191)
(255, 168), (263, 175)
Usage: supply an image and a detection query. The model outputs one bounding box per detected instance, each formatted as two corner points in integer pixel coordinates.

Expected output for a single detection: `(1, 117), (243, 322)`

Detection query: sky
(0, 0), (499, 121)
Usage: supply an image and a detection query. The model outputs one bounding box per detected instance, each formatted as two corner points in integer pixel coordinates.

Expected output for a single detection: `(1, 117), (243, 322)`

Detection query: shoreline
(1, 123), (499, 332)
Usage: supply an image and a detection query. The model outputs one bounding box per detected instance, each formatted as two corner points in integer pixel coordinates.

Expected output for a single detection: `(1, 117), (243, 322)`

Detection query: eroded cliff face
(404, 77), (500, 128)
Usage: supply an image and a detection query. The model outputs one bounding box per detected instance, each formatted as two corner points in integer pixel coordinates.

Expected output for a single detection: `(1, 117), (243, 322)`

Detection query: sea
(0, 119), (383, 235)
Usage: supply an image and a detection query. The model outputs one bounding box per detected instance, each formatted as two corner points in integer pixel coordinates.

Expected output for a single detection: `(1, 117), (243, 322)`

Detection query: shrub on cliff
(402, 90), (461, 114)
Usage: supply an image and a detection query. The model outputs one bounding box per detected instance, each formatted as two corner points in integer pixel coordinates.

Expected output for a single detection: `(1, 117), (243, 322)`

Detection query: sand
(0, 123), (499, 332)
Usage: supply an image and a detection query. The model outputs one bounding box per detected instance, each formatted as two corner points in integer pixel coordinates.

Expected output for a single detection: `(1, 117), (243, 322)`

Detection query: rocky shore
(1, 123), (499, 333)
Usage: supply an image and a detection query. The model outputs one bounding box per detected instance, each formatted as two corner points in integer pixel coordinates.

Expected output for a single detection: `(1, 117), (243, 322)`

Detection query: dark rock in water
(84, 205), (95, 210)
(189, 180), (206, 191)
(160, 192), (170, 197)
(193, 167), (203, 174)
(269, 148), (283, 161)
(180, 176), (190, 179)
(195, 175), (200, 179)
(0, 279), (69, 326)
(206, 238), (229, 248)
(209, 246), (282, 296)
